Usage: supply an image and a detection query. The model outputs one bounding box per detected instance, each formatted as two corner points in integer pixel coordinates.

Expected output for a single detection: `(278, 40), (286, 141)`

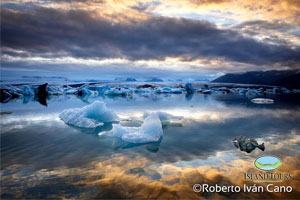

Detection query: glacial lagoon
(1, 84), (300, 199)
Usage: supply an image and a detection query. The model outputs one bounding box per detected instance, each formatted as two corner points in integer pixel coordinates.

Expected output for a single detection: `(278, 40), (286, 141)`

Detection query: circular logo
(254, 156), (282, 171)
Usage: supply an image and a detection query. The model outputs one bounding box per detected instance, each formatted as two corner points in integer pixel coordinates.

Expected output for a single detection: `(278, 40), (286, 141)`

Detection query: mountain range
(212, 70), (300, 88)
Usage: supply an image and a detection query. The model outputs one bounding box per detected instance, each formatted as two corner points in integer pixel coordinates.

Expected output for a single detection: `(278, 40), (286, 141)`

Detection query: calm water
(1, 93), (300, 199)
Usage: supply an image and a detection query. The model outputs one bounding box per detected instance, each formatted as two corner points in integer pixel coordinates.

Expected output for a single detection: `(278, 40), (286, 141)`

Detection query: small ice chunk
(185, 83), (194, 94)
(105, 88), (127, 96)
(59, 101), (118, 128)
(23, 85), (34, 96)
(201, 89), (212, 94)
(154, 87), (183, 94)
(246, 89), (258, 96)
(155, 87), (171, 93)
(143, 111), (183, 122)
(65, 88), (78, 94)
(93, 85), (110, 94)
(239, 88), (248, 94)
(1, 90), (12, 102)
(251, 98), (274, 104)
(81, 88), (92, 96)
(2, 85), (23, 95)
(134, 87), (153, 93)
(47, 86), (63, 95)
(101, 113), (163, 143)
(293, 89), (300, 93)
(170, 88), (184, 94)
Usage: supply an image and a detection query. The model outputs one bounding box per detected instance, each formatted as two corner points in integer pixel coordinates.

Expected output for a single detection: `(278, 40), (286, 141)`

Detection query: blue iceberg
(100, 113), (163, 143)
(59, 101), (119, 128)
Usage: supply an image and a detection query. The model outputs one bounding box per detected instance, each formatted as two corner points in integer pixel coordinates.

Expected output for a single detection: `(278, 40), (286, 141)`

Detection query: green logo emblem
(254, 156), (282, 171)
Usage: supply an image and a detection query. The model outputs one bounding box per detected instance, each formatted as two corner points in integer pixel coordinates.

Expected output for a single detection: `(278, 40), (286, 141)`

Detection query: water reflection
(112, 137), (163, 153)
(1, 151), (299, 199)
(1, 93), (300, 199)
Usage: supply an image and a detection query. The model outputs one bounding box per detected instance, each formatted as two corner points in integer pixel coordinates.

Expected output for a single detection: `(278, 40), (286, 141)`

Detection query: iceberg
(245, 89), (258, 97)
(154, 87), (183, 94)
(76, 84), (98, 97)
(90, 85), (110, 94)
(0, 90), (12, 102)
(293, 89), (300, 93)
(47, 85), (63, 95)
(251, 98), (274, 104)
(170, 88), (184, 94)
(154, 87), (171, 93)
(80, 88), (92, 96)
(1, 85), (23, 95)
(185, 83), (194, 94)
(23, 85), (35, 96)
(65, 88), (78, 94)
(59, 101), (119, 128)
(146, 78), (163, 82)
(143, 111), (183, 122)
(100, 113), (163, 143)
(201, 89), (212, 94)
(105, 87), (131, 96)
(134, 87), (153, 93)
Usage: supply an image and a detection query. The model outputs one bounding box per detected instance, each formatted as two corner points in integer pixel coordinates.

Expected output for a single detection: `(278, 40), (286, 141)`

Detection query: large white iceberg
(59, 101), (118, 128)
(100, 113), (163, 143)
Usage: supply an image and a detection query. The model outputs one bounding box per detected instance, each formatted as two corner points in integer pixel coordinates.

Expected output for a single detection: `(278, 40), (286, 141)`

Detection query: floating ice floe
(201, 89), (212, 94)
(185, 83), (194, 94)
(293, 89), (300, 93)
(59, 101), (119, 128)
(23, 85), (35, 96)
(77, 84), (98, 97)
(1, 90), (12, 102)
(134, 87), (153, 93)
(2, 85), (23, 95)
(47, 85), (64, 95)
(91, 85), (110, 94)
(65, 88), (78, 94)
(251, 98), (274, 104)
(245, 89), (259, 96)
(217, 87), (231, 93)
(154, 87), (183, 94)
(100, 113), (163, 143)
(238, 88), (248, 94)
(105, 88), (130, 96)
(143, 111), (183, 122)
(0, 85), (23, 102)
(170, 88), (184, 94)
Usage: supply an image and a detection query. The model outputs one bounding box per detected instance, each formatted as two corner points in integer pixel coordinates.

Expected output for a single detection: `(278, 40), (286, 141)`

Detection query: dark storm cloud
(1, 6), (300, 66)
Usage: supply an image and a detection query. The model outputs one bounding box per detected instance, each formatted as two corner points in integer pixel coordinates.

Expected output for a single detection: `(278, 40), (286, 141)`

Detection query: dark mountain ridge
(212, 70), (300, 88)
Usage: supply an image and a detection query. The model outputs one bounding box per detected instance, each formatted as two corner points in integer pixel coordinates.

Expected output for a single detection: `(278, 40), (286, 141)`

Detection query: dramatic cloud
(2, 6), (300, 67)
(1, 0), (300, 79)
(231, 20), (300, 47)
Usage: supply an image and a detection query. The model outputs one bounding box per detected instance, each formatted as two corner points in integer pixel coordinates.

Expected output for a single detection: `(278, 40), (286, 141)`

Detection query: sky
(1, 0), (300, 81)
